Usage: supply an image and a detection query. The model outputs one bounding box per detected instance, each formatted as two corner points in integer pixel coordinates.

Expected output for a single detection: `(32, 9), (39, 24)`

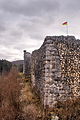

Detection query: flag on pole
(62, 21), (68, 35)
(62, 22), (68, 25)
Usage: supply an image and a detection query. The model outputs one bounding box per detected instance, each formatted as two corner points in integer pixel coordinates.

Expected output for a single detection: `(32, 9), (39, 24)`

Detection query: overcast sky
(0, 0), (80, 61)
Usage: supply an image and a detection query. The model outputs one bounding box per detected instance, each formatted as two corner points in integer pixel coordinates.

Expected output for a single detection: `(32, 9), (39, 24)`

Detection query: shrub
(0, 67), (23, 120)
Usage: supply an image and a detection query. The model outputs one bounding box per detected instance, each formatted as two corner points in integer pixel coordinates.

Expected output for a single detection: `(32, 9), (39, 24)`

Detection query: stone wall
(31, 36), (80, 108)
(31, 44), (46, 103)
(23, 50), (31, 76)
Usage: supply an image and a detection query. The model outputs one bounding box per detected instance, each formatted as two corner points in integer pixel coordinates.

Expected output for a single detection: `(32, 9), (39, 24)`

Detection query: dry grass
(20, 77), (44, 120)
(0, 68), (44, 120)
(0, 67), (24, 120)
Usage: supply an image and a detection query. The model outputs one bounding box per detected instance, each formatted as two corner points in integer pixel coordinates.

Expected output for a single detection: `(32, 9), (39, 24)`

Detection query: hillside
(12, 60), (23, 66)
(12, 60), (24, 72)
(0, 59), (12, 74)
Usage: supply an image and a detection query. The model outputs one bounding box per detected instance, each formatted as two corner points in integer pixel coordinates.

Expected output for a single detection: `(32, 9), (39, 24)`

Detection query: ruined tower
(31, 36), (80, 108)
(23, 50), (31, 76)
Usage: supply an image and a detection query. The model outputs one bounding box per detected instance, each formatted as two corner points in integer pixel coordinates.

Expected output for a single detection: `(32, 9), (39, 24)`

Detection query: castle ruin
(23, 36), (80, 108)
(23, 50), (31, 76)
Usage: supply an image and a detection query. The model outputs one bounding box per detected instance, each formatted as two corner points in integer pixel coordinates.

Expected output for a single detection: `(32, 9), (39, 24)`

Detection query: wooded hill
(0, 60), (12, 74)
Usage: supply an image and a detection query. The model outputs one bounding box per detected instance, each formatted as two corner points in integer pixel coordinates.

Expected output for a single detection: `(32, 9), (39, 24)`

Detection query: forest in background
(0, 59), (23, 75)
(0, 60), (12, 75)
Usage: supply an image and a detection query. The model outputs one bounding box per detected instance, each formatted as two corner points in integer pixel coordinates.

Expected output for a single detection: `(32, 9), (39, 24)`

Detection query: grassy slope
(20, 75), (44, 120)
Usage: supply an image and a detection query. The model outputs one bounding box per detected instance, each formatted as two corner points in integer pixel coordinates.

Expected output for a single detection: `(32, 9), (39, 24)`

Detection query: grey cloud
(0, 0), (80, 61)
(0, 0), (60, 16)
(10, 30), (23, 39)
(0, 53), (22, 61)
(58, 0), (80, 16)
(0, 23), (6, 32)
(14, 44), (39, 51)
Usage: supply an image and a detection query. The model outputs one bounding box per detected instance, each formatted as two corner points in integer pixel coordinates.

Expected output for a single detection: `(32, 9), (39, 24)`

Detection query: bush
(0, 67), (23, 120)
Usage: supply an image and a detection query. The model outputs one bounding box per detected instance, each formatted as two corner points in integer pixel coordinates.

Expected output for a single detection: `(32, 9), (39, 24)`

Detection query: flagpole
(66, 24), (68, 36)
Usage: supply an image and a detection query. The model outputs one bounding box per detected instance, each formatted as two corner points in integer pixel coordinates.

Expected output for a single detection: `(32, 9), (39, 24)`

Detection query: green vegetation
(0, 60), (12, 75)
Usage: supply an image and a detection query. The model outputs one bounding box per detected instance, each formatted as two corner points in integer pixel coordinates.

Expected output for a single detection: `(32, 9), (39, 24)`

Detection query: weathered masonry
(24, 36), (80, 108)
(23, 50), (31, 76)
